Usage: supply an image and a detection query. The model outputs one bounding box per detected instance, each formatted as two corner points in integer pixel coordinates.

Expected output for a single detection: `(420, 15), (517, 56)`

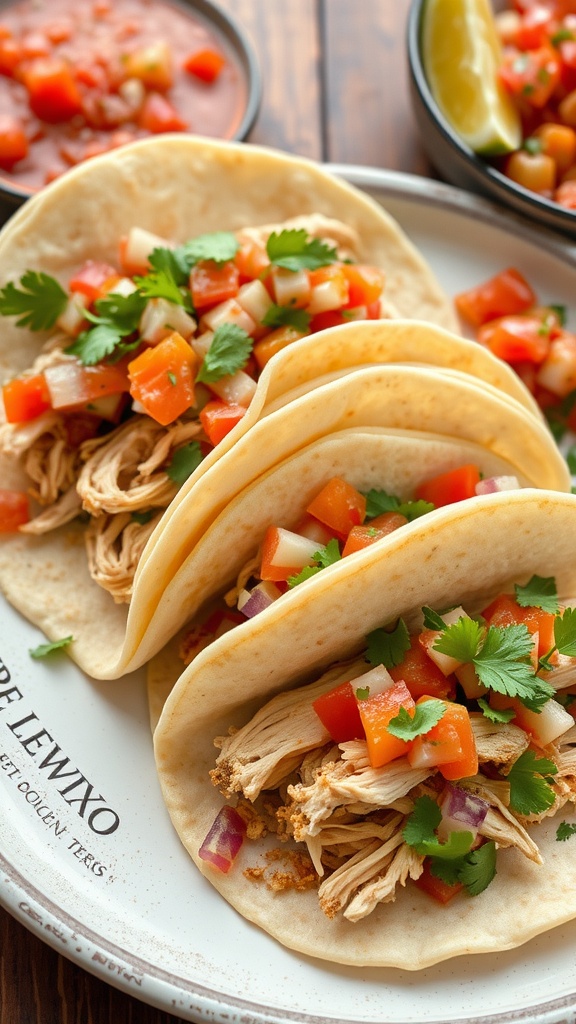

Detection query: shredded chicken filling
(210, 665), (576, 922)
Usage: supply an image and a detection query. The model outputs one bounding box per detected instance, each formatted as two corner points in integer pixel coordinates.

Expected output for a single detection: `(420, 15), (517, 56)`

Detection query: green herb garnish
(515, 575), (559, 614)
(29, 635), (74, 659)
(287, 538), (341, 587)
(196, 323), (253, 383)
(165, 442), (204, 486)
(387, 699), (445, 741)
(507, 749), (557, 815)
(365, 619), (410, 668)
(0, 271), (68, 331)
(266, 229), (338, 271)
(261, 303), (311, 332)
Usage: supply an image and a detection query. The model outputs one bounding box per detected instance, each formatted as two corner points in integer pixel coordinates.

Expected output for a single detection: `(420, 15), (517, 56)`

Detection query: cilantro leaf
(148, 245), (191, 286)
(261, 303), (311, 332)
(507, 749), (558, 815)
(477, 697), (515, 724)
(387, 698), (445, 741)
(515, 575), (559, 614)
(556, 820), (576, 841)
(181, 231), (239, 266)
(92, 289), (147, 331)
(422, 606), (448, 631)
(455, 840), (497, 896)
(134, 267), (192, 310)
(553, 606), (576, 657)
(473, 624), (555, 711)
(165, 442), (204, 486)
(364, 488), (434, 522)
(66, 322), (126, 365)
(266, 229), (338, 271)
(365, 619), (410, 668)
(196, 324), (253, 383)
(403, 796), (473, 859)
(433, 616), (485, 663)
(0, 271), (68, 331)
(287, 538), (341, 587)
(29, 635), (74, 659)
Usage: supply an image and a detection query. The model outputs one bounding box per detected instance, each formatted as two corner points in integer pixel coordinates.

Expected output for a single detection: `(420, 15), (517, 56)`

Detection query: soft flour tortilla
(153, 489), (576, 969)
(129, 362), (570, 678)
(146, 425), (535, 728)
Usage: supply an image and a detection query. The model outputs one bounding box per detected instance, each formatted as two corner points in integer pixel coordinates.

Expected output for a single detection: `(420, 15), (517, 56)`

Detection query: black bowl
(0, 0), (261, 214)
(407, 0), (576, 239)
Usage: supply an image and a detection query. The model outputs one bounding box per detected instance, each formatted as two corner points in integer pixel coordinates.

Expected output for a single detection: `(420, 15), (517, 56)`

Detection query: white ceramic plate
(2, 169), (576, 1024)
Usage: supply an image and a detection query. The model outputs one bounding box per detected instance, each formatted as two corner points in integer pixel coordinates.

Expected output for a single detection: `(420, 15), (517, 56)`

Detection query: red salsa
(0, 0), (248, 191)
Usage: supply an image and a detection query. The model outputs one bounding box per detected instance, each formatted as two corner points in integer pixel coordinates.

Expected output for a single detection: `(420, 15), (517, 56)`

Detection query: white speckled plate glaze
(2, 169), (576, 1024)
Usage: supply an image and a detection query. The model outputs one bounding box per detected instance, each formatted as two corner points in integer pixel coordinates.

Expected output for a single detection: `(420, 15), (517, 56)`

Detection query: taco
(153, 489), (576, 969)
(0, 133), (468, 677)
(133, 360), (569, 680)
(146, 426), (537, 727)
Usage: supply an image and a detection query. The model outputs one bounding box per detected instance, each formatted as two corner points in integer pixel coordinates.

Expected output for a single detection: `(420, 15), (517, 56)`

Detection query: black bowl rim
(406, 0), (576, 228)
(0, 0), (262, 207)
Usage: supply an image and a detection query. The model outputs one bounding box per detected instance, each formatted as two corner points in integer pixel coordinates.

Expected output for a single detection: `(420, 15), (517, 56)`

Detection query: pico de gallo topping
(494, 0), (576, 209)
(0, 219), (386, 600)
(178, 466), (521, 666)
(455, 265), (576, 442)
(203, 574), (576, 918)
(0, 0), (246, 190)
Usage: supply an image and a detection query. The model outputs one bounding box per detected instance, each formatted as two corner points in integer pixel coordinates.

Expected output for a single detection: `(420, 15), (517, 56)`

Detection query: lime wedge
(421, 0), (522, 156)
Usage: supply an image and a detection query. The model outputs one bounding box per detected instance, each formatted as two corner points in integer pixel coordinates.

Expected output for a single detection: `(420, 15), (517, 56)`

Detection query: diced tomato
(3, 373), (51, 423)
(183, 47), (226, 83)
(234, 239), (270, 282)
(415, 858), (464, 904)
(68, 260), (120, 302)
(498, 45), (561, 108)
(478, 314), (552, 364)
(454, 268), (536, 327)
(258, 525), (312, 582)
(0, 115), (28, 168)
(199, 400), (246, 446)
(0, 36), (22, 77)
(482, 592), (556, 658)
(252, 325), (307, 370)
(62, 411), (103, 447)
(358, 679), (416, 768)
(308, 310), (347, 332)
(513, 4), (555, 49)
(342, 263), (384, 308)
(128, 331), (197, 425)
(22, 58), (83, 122)
(555, 180), (576, 209)
(137, 92), (187, 133)
(408, 698), (478, 781)
(389, 634), (457, 700)
(341, 512), (408, 556)
(414, 464), (480, 508)
(312, 680), (365, 743)
(190, 260), (239, 310)
(0, 489), (29, 532)
(306, 477), (366, 538)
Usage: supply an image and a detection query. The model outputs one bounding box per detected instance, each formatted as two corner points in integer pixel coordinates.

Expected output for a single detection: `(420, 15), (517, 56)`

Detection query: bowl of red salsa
(408, 0), (576, 239)
(0, 0), (261, 209)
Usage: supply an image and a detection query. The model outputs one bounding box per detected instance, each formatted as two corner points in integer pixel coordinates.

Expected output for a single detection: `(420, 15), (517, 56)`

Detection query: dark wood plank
(218, 0), (324, 160)
(321, 0), (434, 173)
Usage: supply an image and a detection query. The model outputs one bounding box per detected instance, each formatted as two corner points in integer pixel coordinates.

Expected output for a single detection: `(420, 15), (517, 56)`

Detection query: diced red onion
(437, 785), (489, 842)
(475, 475), (520, 495)
(199, 805), (246, 873)
(237, 580), (283, 618)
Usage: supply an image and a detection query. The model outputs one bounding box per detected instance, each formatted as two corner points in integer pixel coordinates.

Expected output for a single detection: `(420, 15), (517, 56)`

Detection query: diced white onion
(124, 226), (172, 272)
(520, 698), (574, 747)
(454, 661), (487, 699)
(268, 527), (320, 569)
(237, 279), (274, 324)
(355, 663), (395, 698)
(475, 475), (520, 495)
(272, 267), (311, 308)
(56, 292), (89, 336)
(535, 337), (576, 398)
(84, 393), (126, 421)
(422, 606), (471, 676)
(208, 370), (257, 408)
(307, 277), (348, 315)
(201, 298), (256, 336)
(108, 276), (139, 297)
(139, 298), (196, 344)
(44, 362), (85, 408)
(191, 331), (214, 360)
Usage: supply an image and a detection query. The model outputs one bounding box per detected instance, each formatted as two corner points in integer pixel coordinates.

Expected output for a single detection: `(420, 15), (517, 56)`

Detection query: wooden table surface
(0, 1), (437, 1021)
